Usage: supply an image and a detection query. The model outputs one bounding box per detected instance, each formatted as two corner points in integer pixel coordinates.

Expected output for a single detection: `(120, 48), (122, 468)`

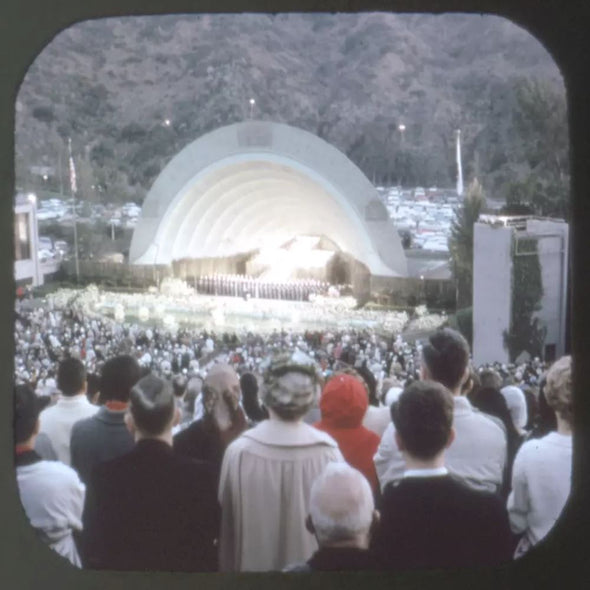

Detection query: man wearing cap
(82, 374), (219, 571)
(218, 350), (343, 572)
(15, 385), (86, 567)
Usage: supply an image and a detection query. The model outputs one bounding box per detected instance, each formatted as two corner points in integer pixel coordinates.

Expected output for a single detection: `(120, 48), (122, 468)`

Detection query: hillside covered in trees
(15, 13), (568, 217)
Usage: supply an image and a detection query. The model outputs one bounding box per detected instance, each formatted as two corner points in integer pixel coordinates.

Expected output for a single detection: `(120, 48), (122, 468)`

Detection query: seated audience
(508, 356), (572, 558)
(82, 374), (219, 571)
(284, 462), (379, 571)
(374, 328), (507, 494)
(314, 373), (380, 496)
(218, 350), (343, 571)
(39, 358), (99, 465)
(173, 363), (247, 482)
(70, 355), (140, 483)
(15, 385), (85, 567)
(371, 380), (512, 570)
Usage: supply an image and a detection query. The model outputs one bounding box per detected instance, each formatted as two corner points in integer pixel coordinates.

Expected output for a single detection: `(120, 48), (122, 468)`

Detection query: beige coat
(218, 418), (343, 572)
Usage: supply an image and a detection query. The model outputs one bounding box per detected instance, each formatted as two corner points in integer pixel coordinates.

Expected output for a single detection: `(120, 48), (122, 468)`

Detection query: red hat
(319, 373), (368, 428)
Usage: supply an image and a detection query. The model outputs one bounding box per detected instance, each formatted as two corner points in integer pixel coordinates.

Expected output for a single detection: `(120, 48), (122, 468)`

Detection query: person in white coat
(218, 350), (343, 572)
(374, 328), (507, 494)
(507, 356), (573, 558)
(39, 358), (98, 465)
(15, 385), (85, 567)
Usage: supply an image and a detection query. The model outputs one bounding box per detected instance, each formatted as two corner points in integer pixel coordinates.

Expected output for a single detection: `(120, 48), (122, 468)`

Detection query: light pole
(398, 123), (406, 188)
(68, 138), (80, 283)
(153, 242), (160, 287)
(27, 193), (42, 287)
(249, 98), (256, 119)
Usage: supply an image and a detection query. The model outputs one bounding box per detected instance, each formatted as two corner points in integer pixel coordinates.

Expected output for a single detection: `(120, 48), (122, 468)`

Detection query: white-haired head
(308, 462), (375, 548)
(384, 386), (403, 408)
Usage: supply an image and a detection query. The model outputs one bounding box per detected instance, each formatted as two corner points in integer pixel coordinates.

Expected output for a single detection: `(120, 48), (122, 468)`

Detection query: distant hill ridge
(15, 13), (564, 205)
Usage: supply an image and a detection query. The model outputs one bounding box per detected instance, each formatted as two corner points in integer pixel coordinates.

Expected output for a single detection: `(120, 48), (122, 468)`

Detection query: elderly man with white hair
(284, 462), (379, 571)
(218, 350), (343, 572)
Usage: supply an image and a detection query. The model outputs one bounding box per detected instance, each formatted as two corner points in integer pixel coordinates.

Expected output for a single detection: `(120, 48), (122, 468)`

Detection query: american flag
(68, 138), (77, 195)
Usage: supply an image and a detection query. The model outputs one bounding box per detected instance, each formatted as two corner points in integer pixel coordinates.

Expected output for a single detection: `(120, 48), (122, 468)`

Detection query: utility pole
(57, 147), (63, 196)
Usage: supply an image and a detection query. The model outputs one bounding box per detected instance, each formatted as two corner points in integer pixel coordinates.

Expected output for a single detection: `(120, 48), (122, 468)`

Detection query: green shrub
(453, 307), (473, 348)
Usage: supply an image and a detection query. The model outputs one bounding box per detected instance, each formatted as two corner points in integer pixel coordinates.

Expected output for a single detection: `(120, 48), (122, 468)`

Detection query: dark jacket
(371, 474), (513, 570)
(173, 414), (246, 484)
(82, 438), (220, 572)
(70, 406), (134, 483)
(285, 547), (379, 572)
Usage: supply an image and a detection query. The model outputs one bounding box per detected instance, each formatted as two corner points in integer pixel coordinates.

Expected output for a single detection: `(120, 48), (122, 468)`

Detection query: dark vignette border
(1, 1), (589, 589)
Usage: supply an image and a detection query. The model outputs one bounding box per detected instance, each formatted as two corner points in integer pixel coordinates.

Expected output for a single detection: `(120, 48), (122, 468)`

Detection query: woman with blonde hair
(507, 355), (572, 558)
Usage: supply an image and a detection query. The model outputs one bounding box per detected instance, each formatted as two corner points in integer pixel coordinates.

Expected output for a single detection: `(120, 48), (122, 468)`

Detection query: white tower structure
(473, 216), (569, 365)
(456, 129), (464, 197)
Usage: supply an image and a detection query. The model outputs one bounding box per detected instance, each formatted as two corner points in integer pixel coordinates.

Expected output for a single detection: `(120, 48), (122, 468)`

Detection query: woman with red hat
(314, 373), (380, 496)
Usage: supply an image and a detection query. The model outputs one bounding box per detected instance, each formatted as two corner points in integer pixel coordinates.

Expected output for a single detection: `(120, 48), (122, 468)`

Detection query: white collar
(403, 466), (448, 478)
(242, 418), (338, 448)
(56, 394), (89, 405)
(545, 431), (573, 446)
(452, 396), (474, 416)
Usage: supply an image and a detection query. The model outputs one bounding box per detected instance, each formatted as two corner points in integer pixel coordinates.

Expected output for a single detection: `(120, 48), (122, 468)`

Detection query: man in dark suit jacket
(371, 380), (512, 571)
(82, 374), (220, 572)
(70, 355), (140, 484)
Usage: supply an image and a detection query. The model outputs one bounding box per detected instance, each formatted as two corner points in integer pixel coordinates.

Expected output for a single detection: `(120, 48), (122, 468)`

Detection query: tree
(448, 178), (486, 308)
(504, 237), (546, 361)
(508, 78), (570, 219)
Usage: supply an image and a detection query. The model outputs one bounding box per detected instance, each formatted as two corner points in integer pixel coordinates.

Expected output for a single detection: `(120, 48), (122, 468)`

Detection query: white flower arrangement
(382, 311), (410, 334)
(406, 313), (447, 332)
(414, 304), (428, 317)
(159, 277), (195, 297)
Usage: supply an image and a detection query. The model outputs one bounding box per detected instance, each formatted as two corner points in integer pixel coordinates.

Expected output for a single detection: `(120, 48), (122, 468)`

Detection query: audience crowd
(13, 296), (572, 572)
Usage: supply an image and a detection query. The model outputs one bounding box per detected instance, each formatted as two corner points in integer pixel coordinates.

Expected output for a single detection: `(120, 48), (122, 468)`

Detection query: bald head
(309, 462), (375, 548)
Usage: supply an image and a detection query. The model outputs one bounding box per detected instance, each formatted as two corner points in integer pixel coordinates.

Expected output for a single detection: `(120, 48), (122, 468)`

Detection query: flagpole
(456, 129), (464, 197)
(68, 138), (80, 282)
